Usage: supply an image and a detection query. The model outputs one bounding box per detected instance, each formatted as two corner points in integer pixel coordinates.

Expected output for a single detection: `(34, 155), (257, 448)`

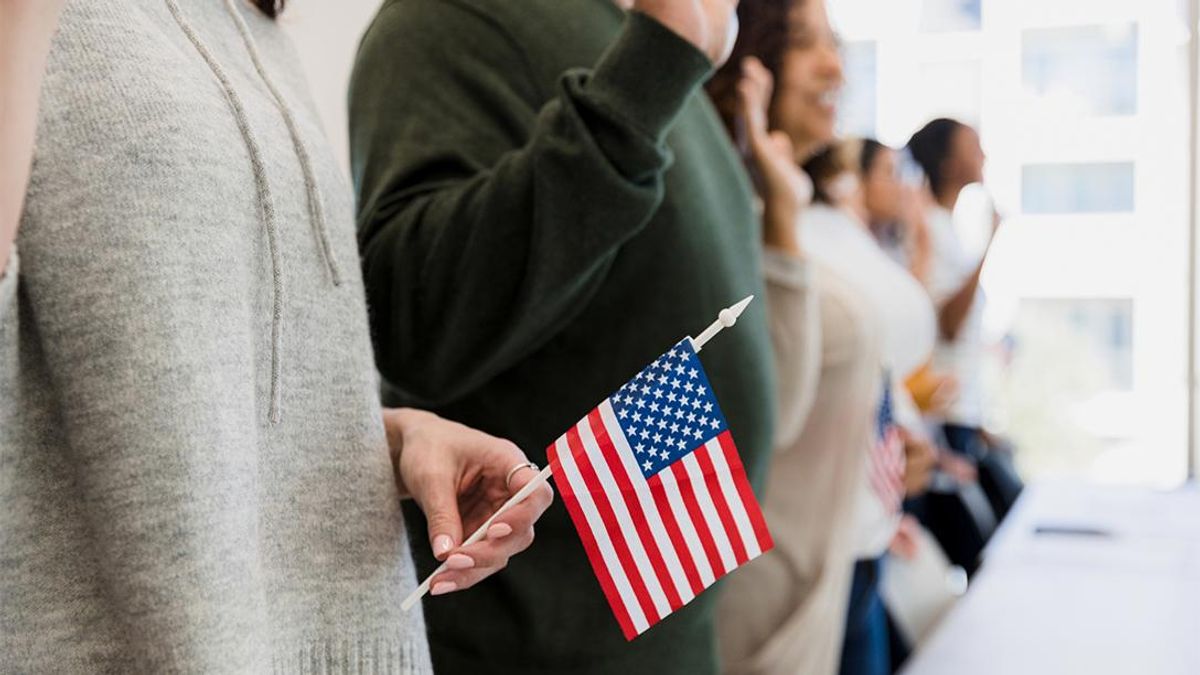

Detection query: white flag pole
(401, 295), (755, 611)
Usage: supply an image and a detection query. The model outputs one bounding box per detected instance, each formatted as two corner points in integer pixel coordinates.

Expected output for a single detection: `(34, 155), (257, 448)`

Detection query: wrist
(383, 407), (435, 499)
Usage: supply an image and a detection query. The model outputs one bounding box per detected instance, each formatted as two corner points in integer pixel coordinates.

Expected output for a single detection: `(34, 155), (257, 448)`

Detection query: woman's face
(771, 0), (844, 159)
(862, 147), (903, 225)
(948, 125), (986, 187)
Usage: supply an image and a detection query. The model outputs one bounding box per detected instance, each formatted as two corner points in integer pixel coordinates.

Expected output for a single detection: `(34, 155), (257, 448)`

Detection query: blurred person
(0, 0), (553, 671)
(707, 2), (887, 672)
(349, 1), (779, 673)
(800, 140), (939, 675)
(858, 139), (933, 285)
(906, 118), (1023, 522)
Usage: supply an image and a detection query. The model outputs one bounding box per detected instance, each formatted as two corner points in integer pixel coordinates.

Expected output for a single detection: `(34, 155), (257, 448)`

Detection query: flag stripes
(549, 399), (771, 640)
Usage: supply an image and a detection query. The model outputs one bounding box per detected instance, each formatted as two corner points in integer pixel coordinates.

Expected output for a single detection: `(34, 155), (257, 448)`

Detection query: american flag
(867, 371), (906, 513)
(547, 338), (773, 640)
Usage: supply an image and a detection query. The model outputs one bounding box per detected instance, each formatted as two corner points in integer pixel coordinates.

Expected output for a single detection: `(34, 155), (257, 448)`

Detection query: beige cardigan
(717, 252), (883, 675)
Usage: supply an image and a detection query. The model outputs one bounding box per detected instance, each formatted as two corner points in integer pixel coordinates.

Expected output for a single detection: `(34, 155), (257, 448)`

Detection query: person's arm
(937, 257), (985, 341)
(937, 215), (999, 341)
(0, 0), (62, 280)
(350, 1), (736, 407)
(732, 55), (820, 446)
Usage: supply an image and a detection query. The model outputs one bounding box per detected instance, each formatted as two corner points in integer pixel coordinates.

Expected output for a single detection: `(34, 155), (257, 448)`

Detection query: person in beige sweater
(706, 1), (885, 672)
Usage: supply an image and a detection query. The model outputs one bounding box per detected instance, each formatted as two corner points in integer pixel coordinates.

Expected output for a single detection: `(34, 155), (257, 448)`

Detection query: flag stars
(649, 402), (659, 413)
(670, 422), (679, 434)
(643, 460), (653, 471)
(653, 389), (664, 399)
(632, 412), (642, 423)
(667, 392), (677, 403)
(688, 368), (699, 379)
(696, 384), (707, 395)
(674, 365), (686, 376)
(657, 374), (669, 385)
(704, 402), (713, 413)
(684, 382), (694, 393)
(709, 419), (720, 429)
(674, 408), (685, 420)
(675, 438), (688, 451)
(671, 379), (681, 389)
(687, 412), (696, 423)
(618, 408), (628, 419)
(635, 443), (646, 454)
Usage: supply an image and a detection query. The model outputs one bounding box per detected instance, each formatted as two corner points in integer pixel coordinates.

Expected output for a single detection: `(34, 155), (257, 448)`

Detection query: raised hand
(635, 0), (740, 66)
(737, 56), (813, 254)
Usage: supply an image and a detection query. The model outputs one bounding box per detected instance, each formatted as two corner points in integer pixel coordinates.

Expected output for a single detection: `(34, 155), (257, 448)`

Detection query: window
(1021, 162), (1135, 214)
(919, 0), (982, 33)
(999, 299), (1142, 481)
(1022, 24), (1139, 117)
(838, 41), (877, 137)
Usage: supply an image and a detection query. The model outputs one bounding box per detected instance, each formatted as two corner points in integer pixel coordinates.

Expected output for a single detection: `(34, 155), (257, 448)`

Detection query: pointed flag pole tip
(693, 295), (755, 351)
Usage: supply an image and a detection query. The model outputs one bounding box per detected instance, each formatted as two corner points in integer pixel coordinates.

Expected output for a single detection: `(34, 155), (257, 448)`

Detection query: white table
(902, 481), (1200, 675)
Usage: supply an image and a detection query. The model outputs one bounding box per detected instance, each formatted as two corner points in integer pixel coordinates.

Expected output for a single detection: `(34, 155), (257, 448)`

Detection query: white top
(925, 205), (987, 426)
(799, 204), (938, 557)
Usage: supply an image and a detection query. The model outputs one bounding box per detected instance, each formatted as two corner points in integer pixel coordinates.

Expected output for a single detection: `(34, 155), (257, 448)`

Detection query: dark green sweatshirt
(350, 1), (775, 672)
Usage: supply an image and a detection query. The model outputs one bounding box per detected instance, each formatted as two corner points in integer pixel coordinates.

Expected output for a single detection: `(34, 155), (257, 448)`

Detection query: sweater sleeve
(762, 248), (820, 450)
(349, 3), (714, 406)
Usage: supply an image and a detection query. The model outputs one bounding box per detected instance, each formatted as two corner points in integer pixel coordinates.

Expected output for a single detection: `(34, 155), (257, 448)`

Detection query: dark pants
(942, 424), (1024, 520)
(840, 558), (890, 675)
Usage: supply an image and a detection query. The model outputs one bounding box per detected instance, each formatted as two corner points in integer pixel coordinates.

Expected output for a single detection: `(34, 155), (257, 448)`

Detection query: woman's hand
(384, 408), (554, 596)
(737, 57), (813, 255)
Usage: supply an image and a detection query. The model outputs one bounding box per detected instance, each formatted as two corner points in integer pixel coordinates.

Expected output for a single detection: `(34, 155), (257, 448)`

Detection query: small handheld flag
(401, 296), (773, 639)
(548, 328), (773, 640)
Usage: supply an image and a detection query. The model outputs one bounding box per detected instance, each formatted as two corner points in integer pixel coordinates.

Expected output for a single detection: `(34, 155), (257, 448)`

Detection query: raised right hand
(634, 0), (740, 66)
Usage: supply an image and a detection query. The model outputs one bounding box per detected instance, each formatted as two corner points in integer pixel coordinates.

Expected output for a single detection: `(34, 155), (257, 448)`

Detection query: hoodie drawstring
(221, 0), (344, 288)
(167, 0), (341, 424)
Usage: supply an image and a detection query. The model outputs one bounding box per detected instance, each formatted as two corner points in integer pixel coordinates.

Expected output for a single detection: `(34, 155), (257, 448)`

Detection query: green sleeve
(350, 1), (714, 406)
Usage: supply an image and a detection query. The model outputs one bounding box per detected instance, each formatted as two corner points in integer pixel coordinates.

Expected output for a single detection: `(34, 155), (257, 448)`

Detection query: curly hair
(706, 0), (806, 141)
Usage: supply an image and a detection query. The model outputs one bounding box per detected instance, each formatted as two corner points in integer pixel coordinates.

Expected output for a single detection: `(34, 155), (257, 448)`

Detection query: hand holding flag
(402, 297), (773, 641)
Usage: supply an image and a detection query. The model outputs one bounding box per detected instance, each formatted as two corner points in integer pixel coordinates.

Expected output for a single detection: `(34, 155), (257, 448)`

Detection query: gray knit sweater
(0, 1), (432, 672)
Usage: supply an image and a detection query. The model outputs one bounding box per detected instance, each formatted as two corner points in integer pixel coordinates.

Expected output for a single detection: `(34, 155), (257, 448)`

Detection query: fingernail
(433, 535), (454, 557)
(445, 553), (475, 570)
(487, 523), (513, 539)
(431, 581), (457, 596)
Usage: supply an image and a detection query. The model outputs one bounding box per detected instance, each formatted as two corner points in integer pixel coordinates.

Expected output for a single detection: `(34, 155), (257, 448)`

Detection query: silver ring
(505, 461), (539, 490)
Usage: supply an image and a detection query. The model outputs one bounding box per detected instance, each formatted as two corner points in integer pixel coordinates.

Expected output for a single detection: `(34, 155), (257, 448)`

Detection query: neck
(936, 183), (964, 211)
(793, 137), (827, 165)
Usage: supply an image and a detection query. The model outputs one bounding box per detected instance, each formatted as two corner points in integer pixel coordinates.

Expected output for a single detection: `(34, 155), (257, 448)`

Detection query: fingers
(427, 520), (539, 594)
(737, 57), (773, 145)
(421, 479), (464, 561)
(427, 453), (554, 596)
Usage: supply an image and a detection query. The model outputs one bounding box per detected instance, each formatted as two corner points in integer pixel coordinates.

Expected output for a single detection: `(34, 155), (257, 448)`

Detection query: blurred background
(282, 0), (1196, 491)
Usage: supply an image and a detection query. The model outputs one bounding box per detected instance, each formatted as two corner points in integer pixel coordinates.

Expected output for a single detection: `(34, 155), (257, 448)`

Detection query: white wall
(279, 0), (383, 173)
